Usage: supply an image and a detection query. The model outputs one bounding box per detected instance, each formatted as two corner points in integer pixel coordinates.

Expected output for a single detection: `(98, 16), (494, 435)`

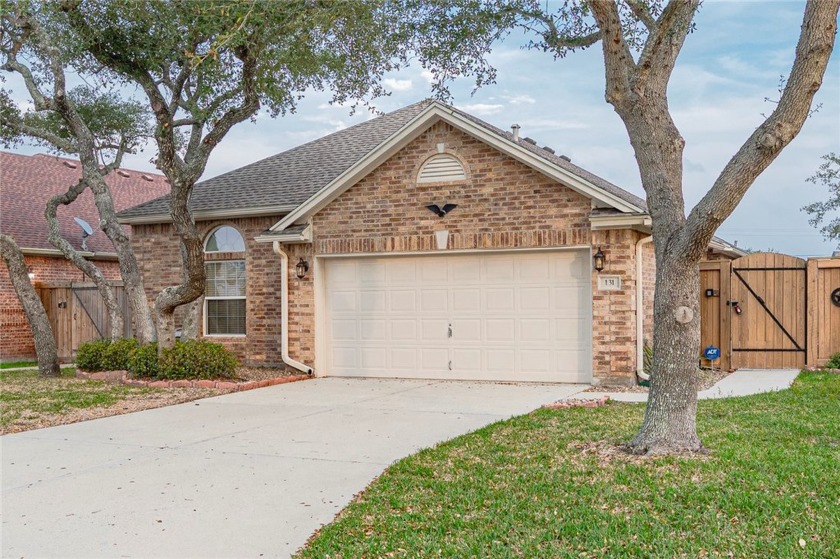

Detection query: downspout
(273, 241), (314, 374)
(636, 235), (654, 382)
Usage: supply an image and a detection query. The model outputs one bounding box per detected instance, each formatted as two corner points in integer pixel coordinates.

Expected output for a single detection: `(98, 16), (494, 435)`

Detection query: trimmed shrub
(76, 339), (112, 371)
(825, 352), (840, 369)
(101, 338), (140, 371)
(129, 343), (159, 378)
(157, 340), (238, 380)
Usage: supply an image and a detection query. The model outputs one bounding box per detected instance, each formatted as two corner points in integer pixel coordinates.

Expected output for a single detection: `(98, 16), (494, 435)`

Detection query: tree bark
(0, 234), (60, 377)
(45, 178), (124, 340)
(181, 295), (204, 340)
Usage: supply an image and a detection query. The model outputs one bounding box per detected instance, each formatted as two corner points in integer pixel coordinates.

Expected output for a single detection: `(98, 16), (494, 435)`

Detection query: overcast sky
(6, 1), (838, 257)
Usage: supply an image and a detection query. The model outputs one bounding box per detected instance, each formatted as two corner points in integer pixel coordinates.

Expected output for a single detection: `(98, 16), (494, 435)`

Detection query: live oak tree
(413, 0), (838, 453)
(0, 25), (158, 345)
(48, 0), (411, 352)
(803, 153), (840, 242)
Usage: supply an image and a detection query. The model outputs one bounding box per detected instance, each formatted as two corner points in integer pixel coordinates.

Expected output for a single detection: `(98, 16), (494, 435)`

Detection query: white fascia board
(271, 102), (643, 232)
(22, 247), (119, 260)
(254, 223), (312, 244)
(589, 214), (652, 230)
(118, 204), (297, 225)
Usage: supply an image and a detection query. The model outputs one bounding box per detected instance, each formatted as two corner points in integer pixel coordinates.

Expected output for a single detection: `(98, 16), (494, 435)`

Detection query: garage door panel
(360, 319), (387, 341)
(325, 250), (592, 383)
(391, 349), (418, 370)
(486, 319), (515, 341)
(389, 290), (416, 311)
(360, 291), (386, 312)
(330, 291), (357, 312)
(452, 319), (481, 342)
(486, 288), (515, 311)
(452, 289), (481, 312)
(520, 319), (551, 342)
(420, 290), (448, 312)
(520, 287), (551, 311)
(421, 319), (448, 341)
(391, 320), (417, 340)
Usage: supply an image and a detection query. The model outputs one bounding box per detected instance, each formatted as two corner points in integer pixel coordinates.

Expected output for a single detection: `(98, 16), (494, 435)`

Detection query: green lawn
(0, 360), (37, 369)
(298, 372), (840, 558)
(0, 367), (159, 433)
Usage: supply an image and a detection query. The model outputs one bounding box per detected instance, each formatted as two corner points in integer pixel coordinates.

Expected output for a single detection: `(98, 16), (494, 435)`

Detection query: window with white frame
(204, 226), (246, 336)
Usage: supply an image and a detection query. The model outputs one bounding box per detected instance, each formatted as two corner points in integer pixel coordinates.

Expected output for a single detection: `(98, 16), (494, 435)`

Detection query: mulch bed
(77, 366), (310, 391)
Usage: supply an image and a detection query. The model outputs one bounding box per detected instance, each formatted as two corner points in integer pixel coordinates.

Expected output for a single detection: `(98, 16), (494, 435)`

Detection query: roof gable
(266, 101), (645, 235)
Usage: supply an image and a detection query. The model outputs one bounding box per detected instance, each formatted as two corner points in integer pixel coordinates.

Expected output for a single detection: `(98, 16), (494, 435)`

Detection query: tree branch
(624, 0), (657, 31)
(589, 0), (636, 107)
(682, 0), (839, 260)
(634, 0), (699, 94)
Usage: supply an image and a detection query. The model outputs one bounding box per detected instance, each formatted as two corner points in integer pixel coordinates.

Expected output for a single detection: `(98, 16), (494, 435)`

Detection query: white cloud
(420, 69), (435, 84)
(503, 94), (536, 105)
(458, 103), (505, 116)
(384, 78), (413, 92)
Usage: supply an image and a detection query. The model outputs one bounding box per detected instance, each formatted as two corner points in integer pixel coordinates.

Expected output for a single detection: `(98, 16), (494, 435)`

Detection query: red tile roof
(0, 151), (170, 254)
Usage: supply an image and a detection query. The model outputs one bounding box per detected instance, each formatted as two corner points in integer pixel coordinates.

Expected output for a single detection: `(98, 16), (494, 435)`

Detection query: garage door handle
(448, 324), (452, 338)
(448, 360), (452, 371)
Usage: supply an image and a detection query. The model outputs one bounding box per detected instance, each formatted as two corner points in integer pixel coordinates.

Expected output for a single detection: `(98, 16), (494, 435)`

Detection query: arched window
(204, 226), (246, 336)
(417, 154), (466, 183)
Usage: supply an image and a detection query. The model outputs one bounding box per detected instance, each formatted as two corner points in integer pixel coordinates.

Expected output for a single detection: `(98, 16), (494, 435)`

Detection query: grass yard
(0, 367), (222, 434)
(0, 360), (37, 369)
(298, 372), (840, 558)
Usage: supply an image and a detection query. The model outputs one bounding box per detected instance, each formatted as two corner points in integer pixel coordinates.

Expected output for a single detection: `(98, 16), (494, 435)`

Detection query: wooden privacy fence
(700, 252), (839, 371)
(37, 281), (132, 361)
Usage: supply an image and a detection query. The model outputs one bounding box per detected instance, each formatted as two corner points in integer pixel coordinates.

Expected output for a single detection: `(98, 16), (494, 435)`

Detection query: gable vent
(417, 154), (466, 183)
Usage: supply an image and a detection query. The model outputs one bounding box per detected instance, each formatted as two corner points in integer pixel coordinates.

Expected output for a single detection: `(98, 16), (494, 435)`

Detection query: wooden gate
(807, 257), (840, 366)
(38, 282), (132, 361)
(729, 253), (807, 369)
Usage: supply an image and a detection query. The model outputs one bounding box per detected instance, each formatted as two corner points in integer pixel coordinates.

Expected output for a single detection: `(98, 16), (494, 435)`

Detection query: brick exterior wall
(129, 121), (654, 384)
(132, 217), (285, 365)
(0, 255), (120, 361)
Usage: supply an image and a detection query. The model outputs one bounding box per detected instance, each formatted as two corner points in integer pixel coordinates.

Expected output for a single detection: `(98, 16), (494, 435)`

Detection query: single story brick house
(119, 100), (742, 385)
(0, 152), (169, 361)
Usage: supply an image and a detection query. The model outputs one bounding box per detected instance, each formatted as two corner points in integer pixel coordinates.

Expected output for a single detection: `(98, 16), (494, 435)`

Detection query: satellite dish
(73, 217), (94, 251)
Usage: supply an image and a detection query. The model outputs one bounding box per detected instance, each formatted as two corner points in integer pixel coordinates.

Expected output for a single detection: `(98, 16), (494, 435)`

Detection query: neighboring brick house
(120, 100), (743, 385)
(0, 152), (169, 361)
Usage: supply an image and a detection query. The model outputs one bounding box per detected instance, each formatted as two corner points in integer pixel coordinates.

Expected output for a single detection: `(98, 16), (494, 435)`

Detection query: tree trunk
(181, 295), (204, 340)
(84, 173), (157, 344)
(630, 255), (703, 454)
(45, 179), (123, 340)
(0, 234), (61, 377)
(153, 179), (205, 352)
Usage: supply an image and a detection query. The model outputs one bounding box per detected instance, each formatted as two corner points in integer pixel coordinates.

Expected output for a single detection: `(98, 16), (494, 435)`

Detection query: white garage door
(323, 250), (591, 383)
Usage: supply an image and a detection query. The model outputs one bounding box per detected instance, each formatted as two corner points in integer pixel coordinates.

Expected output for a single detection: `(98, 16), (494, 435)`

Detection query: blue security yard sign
(704, 346), (721, 361)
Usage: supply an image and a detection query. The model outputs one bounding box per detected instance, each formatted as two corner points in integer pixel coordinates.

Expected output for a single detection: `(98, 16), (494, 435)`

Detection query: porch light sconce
(27, 267), (35, 281)
(295, 258), (309, 279)
(593, 248), (606, 273)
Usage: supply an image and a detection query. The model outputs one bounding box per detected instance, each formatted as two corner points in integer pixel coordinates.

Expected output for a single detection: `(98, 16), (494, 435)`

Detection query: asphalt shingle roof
(118, 100), (647, 221)
(0, 152), (169, 253)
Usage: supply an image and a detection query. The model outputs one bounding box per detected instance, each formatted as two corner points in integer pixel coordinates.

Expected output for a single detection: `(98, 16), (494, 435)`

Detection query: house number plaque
(597, 275), (622, 291)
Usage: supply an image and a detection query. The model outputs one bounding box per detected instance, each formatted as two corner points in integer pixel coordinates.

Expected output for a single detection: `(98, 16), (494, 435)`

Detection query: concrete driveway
(1, 378), (585, 558)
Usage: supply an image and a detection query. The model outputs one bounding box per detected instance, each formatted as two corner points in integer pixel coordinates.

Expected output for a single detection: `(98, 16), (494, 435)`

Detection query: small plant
(824, 351), (840, 369)
(76, 339), (112, 371)
(101, 338), (140, 371)
(128, 343), (159, 378)
(157, 340), (238, 380)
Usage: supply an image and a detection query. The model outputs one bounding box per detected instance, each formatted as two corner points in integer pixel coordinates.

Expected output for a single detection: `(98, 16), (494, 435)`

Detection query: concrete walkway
(1, 378), (585, 558)
(579, 369), (800, 403)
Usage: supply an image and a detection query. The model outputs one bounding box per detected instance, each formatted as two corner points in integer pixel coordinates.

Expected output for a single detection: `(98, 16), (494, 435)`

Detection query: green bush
(128, 343), (159, 378)
(825, 352), (840, 369)
(76, 339), (113, 371)
(101, 338), (140, 371)
(157, 340), (238, 380)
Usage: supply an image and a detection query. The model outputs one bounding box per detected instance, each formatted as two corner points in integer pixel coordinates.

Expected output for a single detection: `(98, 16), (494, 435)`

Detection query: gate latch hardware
(727, 300), (742, 315)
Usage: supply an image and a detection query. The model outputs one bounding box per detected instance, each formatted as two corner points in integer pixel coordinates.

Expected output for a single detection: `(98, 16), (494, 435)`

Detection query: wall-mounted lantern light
(27, 267), (35, 281)
(295, 258), (309, 279)
(593, 248), (606, 273)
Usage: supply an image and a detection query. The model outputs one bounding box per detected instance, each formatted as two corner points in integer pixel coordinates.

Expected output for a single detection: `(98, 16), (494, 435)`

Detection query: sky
(4, 1), (839, 257)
